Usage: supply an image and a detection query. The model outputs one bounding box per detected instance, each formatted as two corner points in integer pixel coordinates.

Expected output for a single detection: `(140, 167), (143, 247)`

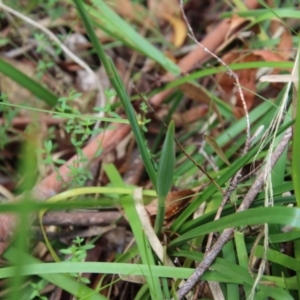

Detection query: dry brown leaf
(179, 82), (212, 105)
(174, 105), (209, 126)
(270, 19), (281, 36)
(216, 52), (260, 116)
(218, 15), (259, 53)
(225, 14), (251, 40)
(179, 82), (221, 120)
(252, 29), (292, 90)
(145, 189), (195, 220)
(219, 46), (291, 116)
(253, 49), (290, 62)
(254, 48), (292, 89)
(277, 28), (293, 60)
(155, 105), (208, 127)
(161, 14), (187, 47)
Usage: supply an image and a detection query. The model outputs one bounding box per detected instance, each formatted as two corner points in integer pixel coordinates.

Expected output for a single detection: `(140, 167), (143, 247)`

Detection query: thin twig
(174, 126), (292, 299)
(179, 0), (252, 254)
(179, 0), (250, 146)
(205, 173), (242, 252)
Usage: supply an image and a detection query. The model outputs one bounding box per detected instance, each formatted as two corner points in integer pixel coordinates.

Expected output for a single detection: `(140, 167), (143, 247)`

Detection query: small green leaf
(157, 121), (175, 198)
(0, 58), (57, 106)
(89, 0), (180, 75)
(155, 120), (175, 233)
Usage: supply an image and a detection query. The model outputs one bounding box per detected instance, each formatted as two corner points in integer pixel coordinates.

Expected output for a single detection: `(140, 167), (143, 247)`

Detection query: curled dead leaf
(218, 15), (259, 53)
(216, 52), (260, 116)
(161, 13), (187, 47)
(225, 14), (252, 41)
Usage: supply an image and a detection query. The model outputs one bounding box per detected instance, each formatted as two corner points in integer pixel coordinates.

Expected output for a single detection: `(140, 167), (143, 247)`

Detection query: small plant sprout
(34, 33), (49, 54)
(94, 88), (121, 119)
(60, 237), (95, 284)
(29, 279), (48, 300)
(51, 91), (102, 187)
(41, 0), (66, 20)
(36, 60), (54, 79)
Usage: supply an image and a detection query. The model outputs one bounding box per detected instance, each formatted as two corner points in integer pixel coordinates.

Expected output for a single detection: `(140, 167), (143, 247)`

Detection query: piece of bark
(41, 211), (124, 226)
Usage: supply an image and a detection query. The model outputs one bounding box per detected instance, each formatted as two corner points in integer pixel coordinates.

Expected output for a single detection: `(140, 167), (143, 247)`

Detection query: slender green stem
(73, 0), (157, 190)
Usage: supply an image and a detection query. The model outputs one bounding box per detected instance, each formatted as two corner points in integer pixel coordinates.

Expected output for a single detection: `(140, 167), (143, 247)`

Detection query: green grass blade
(234, 232), (251, 297)
(172, 250), (294, 297)
(222, 241), (239, 300)
(174, 98), (275, 181)
(222, 8), (300, 20)
(134, 284), (150, 300)
(170, 206), (300, 247)
(164, 61), (293, 91)
(292, 45), (300, 298)
(255, 245), (300, 272)
(179, 194), (296, 238)
(0, 58), (57, 106)
(2, 249), (295, 299)
(73, 0), (157, 190)
(103, 163), (163, 299)
(87, 0), (180, 75)
(172, 120), (292, 233)
(3, 247), (107, 300)
(0, 260), (239, 281)
(121, 195), (164, 299)
(0, 255), (274, 286)
(292, 47), (300, 209)
(107, 57), (158, 189)
(172, 138), (258, 232)
(154, 120), (175, 233)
